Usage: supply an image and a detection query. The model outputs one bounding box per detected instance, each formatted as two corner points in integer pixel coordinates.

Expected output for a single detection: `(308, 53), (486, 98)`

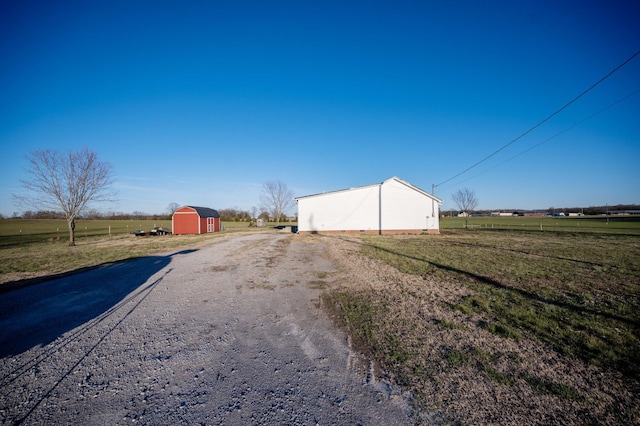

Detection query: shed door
(207, 217), (214, 233)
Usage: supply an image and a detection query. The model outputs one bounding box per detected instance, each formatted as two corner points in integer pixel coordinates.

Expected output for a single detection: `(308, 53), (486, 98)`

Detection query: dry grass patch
(0, 233), (224, 286)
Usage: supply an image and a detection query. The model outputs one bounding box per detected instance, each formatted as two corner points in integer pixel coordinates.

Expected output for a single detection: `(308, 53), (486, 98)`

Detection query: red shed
(172, 206), (221, 235)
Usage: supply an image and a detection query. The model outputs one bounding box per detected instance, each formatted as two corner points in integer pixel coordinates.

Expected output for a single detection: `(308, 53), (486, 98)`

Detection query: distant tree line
(564, 204), (640, 215)
(217, 208), (252, 222)
(9, 210), (173, 221)
(4, 207), (291, 222)
(218, 208), (294, 222)
(466, 204), (640, 216)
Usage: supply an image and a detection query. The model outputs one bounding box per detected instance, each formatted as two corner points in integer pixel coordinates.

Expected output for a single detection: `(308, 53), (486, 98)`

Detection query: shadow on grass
(328, 235), (638, 327)
(0, 249), (197, 359)
(442, 236), (640, 273)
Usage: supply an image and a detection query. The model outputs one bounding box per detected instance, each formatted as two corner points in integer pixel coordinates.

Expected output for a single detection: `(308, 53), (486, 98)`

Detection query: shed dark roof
(188, 206), (220, 218)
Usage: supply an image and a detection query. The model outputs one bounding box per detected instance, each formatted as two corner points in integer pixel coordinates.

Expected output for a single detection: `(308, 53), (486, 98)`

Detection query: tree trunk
(68, 218), (76, 246)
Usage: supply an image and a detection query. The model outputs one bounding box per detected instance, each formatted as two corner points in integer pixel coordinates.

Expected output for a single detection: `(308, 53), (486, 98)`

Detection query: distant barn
(295, 176), (443, 235)
(172, 206), (221, 235)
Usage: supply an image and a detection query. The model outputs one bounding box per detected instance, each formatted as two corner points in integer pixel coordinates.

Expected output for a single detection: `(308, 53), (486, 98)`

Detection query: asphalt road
(0, 233), (417, 425)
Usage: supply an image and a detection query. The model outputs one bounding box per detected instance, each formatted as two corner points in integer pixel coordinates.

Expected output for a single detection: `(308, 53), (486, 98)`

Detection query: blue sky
(1, 0), (639, 216)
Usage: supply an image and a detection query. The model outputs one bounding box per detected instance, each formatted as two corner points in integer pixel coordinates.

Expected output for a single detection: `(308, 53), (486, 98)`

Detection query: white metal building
(295, 176), (443, 235)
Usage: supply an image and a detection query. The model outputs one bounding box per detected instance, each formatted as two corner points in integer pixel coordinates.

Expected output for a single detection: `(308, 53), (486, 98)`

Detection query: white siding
(296, 177), (441, 233)
(297, 184), (380, 232)
(380, 177), (439, 231)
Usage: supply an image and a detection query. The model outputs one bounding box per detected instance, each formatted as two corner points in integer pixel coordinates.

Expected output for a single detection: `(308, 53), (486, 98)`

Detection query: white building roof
(295, 176), (443, 204)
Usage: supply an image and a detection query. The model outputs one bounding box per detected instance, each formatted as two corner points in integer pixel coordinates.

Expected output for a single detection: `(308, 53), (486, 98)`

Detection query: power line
(437, 87), (640, 192)
(435, 48), (640, 189)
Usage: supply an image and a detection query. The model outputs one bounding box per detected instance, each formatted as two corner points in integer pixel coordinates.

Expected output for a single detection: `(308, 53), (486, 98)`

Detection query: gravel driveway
(0, 233), (416, 425)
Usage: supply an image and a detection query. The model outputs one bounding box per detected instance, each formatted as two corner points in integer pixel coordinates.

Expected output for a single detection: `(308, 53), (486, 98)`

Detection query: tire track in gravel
(1, 233), (419, 425)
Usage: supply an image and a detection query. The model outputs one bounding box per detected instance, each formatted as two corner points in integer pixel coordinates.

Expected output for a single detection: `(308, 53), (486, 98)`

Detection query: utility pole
(431, 184), (435, 217)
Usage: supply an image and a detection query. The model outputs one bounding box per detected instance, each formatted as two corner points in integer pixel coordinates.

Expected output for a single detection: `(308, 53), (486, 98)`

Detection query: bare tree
(167, 202), (180, 216)
(259, 180), (296, 226)
(14, 147), (115, 246)
(452, 187), (479, 229)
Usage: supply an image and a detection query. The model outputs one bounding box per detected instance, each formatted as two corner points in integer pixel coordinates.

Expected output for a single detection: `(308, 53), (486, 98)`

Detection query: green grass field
(0, 218), (276, 244)
(0, 219), (173, 243)
(323, 227), (639, 422)
(0, 219), (274, 283)
(360, 230), (638, 375)
(441, 215), (640, 234)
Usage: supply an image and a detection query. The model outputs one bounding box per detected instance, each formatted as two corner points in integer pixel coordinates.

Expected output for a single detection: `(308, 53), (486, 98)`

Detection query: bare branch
(259, 180), (296, 225)
(451, 188), (479, 229)
(13, 147), (116, 245)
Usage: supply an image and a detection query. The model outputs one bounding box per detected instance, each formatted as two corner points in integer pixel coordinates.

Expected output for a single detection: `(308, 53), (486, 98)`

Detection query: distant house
(172, 206), (221, 235)
(295, 176), (443, 235)
(491, 212), (518, 217)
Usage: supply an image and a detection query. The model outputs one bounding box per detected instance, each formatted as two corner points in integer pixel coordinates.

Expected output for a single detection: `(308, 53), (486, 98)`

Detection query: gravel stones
(0, 233), (417, 425)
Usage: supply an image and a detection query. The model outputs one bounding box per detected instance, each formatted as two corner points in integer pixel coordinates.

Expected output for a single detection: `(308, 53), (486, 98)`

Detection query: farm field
(0, 218), (270, 242)
(0, 219), (273, 286)
(441, 215), (640, 234)
(323, 228), (639, 423)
